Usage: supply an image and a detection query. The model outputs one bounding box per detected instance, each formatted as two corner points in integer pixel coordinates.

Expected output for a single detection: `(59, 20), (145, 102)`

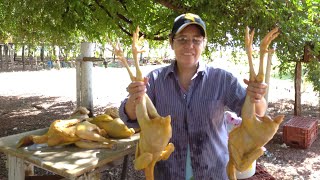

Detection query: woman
(119, 13), (267, 180)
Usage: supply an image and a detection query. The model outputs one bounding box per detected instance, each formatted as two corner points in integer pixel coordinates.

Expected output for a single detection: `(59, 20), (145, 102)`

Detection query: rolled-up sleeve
(224, 73), (246, 116)
(118, 98), (140, 128)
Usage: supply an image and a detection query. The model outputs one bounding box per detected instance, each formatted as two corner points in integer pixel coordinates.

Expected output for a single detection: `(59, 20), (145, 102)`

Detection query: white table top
(0, 128), (139, 179)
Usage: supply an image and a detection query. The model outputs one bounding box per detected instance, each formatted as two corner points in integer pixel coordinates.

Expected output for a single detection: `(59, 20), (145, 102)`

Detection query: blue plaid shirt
(119, 60), (246, 180)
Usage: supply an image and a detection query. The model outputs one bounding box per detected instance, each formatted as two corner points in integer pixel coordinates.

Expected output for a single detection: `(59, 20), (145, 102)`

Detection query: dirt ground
(0, 66), (319, 180)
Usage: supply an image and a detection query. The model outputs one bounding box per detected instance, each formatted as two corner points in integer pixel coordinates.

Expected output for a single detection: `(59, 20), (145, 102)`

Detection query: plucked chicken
(226, 27), (284, 180)
(104, 106), (120, 118)
(89, 114), (135, 138)
(110, 27), (174, 180)
(17, 107), (114, 149)
(69, 106), (90, 120)
(17, 118), (81, 147)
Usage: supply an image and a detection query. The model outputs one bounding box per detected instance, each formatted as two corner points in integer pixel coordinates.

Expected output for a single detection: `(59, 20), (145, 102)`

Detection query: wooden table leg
(120, 155), (129, 180)
(25, 162), (34, 176)
(8, 155), (33, 180)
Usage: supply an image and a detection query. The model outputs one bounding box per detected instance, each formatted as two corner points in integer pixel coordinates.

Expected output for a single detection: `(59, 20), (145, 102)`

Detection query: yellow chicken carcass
(104, 106), (120, 118)
(17, 119), (81, 147)
(75, 120), (112, 142)
(226, 27), (284, 180)
(74, 120), (115, 149)
(89, 114), (135, 138)
(69, 106), (90, 120)
(105, 106), (141, 133)
(17, 107), (114, 149)
(17, 119), (115, 149)
(110, 27), (174, 180)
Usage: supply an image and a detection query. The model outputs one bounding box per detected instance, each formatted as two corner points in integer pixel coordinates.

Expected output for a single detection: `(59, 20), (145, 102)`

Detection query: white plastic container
(235, 160), (256, 179)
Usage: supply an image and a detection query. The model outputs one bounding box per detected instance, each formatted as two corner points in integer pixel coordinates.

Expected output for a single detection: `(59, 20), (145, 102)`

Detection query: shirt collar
(164, 60), (207, 79)
(197, 60), (206, 75)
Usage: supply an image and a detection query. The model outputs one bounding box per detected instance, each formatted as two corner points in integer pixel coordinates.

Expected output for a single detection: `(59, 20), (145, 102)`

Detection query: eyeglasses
(173, 36), (204, 46)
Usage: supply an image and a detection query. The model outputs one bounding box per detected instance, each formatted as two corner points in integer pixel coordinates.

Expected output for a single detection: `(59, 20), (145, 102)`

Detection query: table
(0, 128), (139, 180)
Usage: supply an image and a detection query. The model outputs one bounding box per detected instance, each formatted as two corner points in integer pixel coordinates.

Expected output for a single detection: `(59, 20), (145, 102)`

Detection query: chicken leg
(111, 27), (175, 180)
(226, 27), (284, 180)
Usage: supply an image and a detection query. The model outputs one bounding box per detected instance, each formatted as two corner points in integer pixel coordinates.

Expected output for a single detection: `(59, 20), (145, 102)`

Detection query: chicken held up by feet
(226, 27), (284, 180)
(110, 27), (174, 180)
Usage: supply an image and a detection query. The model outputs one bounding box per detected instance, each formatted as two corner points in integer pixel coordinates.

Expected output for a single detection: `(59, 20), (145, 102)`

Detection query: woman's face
(171, 25), (205, 67)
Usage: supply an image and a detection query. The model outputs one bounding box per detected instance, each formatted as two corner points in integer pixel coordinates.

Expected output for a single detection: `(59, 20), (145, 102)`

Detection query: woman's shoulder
(204, 64), (233, 76)
(147, 64), (173, 77)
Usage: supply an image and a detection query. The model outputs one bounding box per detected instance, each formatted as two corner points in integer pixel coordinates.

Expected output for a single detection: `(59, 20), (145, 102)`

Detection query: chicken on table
(226, 27), (284, 180)
(110, 27), (175, 180)
(17, 106), (135, 149)
(90, 113), (135, 139)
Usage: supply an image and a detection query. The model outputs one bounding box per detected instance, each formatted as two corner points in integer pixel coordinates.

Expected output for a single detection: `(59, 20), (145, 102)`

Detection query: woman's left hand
(243, 79), (268, 103)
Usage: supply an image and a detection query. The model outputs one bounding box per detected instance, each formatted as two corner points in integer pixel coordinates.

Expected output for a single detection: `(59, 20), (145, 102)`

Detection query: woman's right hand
(126, 77), (148, 103)
(124, 77), (148, 120)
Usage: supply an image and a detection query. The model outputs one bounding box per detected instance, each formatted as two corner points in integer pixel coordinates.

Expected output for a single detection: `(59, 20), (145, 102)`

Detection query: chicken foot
(227, 27), (284, 180)
(111, 27), (174, 180)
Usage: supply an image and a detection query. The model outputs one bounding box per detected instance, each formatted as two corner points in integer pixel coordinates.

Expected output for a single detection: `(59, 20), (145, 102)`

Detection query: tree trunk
(29, 45), (33, 70)
(13, 48), (17, 61)
(4, 44), (9, 71)
(0, 45), (2, 69)
(22, 45), (26, 70)
(55, 46), (61, 70)
(41, 44), (45, 69)
(294, 61), (302, 116)
(35, 53), (38, 71)
(65, 50), (68, 68)
(12, 45), (17, 69)
(9, 44), (14, 65)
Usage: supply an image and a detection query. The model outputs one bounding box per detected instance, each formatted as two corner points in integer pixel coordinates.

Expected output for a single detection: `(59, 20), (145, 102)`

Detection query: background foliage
(0, 0), (319, 91)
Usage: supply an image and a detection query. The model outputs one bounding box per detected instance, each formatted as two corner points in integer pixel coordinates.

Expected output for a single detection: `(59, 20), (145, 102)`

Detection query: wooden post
(294, 61), (302, 116)
(76, 42), (95, 117)
(76, 56), (82, 108)
(7, 155), (34, 180)
(8, 155), (26, 180)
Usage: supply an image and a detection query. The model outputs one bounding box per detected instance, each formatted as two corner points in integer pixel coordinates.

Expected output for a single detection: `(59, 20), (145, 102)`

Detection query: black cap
(171, 13), (206, 38)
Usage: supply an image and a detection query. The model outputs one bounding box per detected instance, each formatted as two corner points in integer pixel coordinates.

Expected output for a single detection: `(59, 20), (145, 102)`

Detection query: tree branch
(94, 0), (113, 19)
(116, 13), (132, 24)
(154, 0), (191, 13)
(94, 0), (167, 40)
(93, 0), (132, 36)
(117, 0), (128, 11)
